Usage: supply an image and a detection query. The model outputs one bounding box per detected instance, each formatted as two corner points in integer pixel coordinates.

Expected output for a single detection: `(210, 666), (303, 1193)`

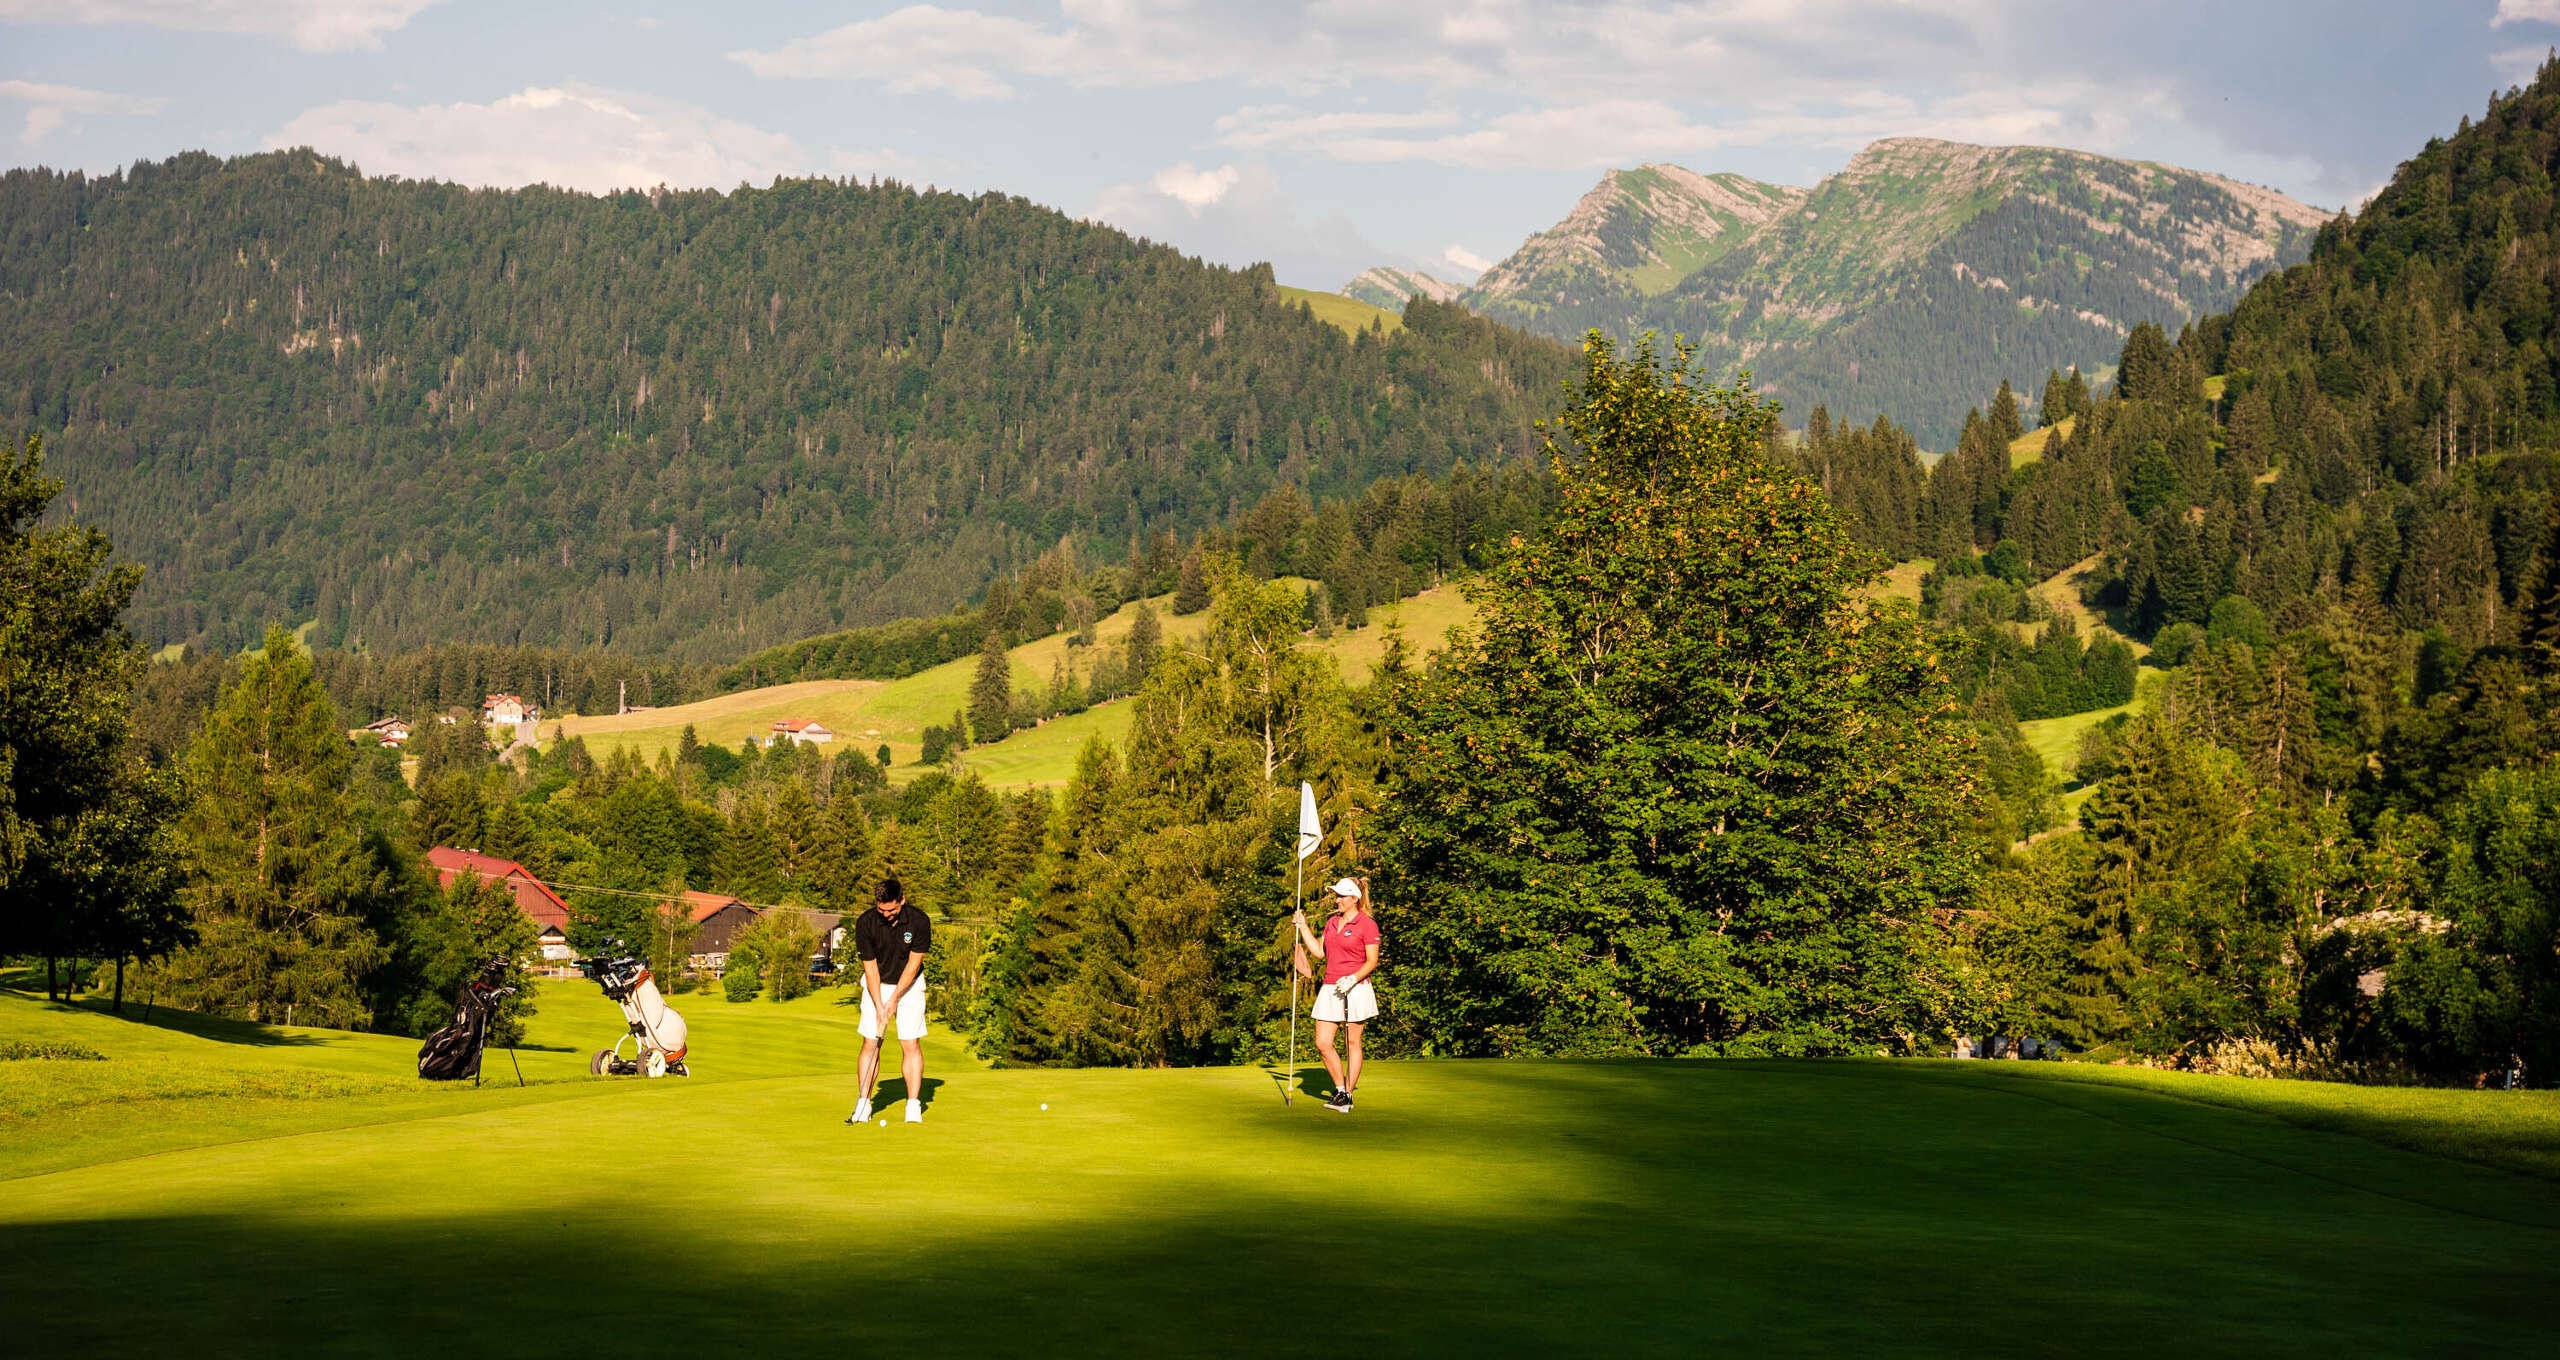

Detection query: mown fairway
(4, 983), (2555, 1358)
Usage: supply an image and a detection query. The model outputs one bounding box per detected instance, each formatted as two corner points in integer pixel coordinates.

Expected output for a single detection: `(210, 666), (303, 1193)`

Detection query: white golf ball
(878, 1119), (887, 1127)
(1041, 1103), (1049, 1110)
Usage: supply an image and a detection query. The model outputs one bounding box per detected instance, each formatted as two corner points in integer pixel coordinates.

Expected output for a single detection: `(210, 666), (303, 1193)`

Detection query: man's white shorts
(859, 981), (928, 1040)
(1310, 979), (1377, 1023)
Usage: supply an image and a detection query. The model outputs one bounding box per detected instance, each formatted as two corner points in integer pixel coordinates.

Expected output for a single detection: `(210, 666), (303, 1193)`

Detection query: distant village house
(770, 718), (834, 747)
(425, 846), (576, 970)
(683, 891), (759, 973)
(482, 693), (540, 731)
(681, 891), (844, 975)
(351, 716), (411, 747)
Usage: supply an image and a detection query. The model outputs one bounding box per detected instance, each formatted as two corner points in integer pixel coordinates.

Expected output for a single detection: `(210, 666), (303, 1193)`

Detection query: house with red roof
(356, 716), (411, 747)
(426, 847), (576, 965)
(769, 718), (835, 747)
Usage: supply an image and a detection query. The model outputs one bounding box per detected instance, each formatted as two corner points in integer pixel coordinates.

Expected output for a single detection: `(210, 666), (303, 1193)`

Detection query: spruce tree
(157, 626), (392, 1028)
(2038, 368), (2069, 427)
(803, 793), (877, 912)
(2117, 322), (2176, 402)
(1989, 379), (2024, 448)
(1173, 547), (1211, 614)
(1126, 599), (1163, 689)
(769, 782), (822, 890)
(970, 630), (1014, 746)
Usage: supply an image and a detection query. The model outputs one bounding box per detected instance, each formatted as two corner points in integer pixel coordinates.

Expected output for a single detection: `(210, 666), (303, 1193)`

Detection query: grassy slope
(560, 588), (1480, 788)
(4, 988), (2557, 1356)
(2009, 414), (2075, 467)
(1276, 285), (1402, 336)
(1864, 558), (1933, 606)
(2020, 668), (2170, 827)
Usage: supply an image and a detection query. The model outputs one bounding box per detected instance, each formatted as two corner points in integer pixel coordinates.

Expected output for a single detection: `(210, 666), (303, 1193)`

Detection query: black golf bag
(417, 956), (517, 1081)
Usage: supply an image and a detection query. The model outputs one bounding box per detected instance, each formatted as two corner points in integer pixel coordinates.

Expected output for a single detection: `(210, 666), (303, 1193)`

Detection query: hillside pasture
(1276, 284), (1403, 336)
(557, 587), (1480, 788)
(2009, 415), (2074, 467)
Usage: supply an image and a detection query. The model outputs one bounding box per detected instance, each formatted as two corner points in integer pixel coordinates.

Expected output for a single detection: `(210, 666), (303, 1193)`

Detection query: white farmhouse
(770, 718), (835, 747)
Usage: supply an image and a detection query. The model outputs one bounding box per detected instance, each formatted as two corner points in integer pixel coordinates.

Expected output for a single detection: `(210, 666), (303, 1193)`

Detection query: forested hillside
(1442, 139), (2326, 444)
(0, 152), (1572, 661)
(1776, 63), (2560, 1082)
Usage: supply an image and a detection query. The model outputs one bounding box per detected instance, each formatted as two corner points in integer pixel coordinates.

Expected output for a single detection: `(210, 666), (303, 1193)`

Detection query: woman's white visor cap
(1328, 878), (1362, 897)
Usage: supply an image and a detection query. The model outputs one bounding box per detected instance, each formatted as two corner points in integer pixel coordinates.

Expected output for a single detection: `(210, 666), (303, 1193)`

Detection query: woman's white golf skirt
(1310, 979), (1377, 1023)
(859, 981), (928, 1040)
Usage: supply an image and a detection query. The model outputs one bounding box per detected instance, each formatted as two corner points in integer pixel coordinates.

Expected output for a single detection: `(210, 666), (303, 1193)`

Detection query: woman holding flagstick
(1294, 877), (1380, 1112)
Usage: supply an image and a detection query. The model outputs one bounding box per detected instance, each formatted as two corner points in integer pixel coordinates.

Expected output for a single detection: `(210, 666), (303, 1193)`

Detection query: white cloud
(1151, 161), (1239, 211)
(0, 78), (166, 146)
(1440, 244), (1491, 275)
(728, 1), (2007, 106)
(2491, 44), (2550, 81)
(1085, 159), (1382, 287)
(266, 84), (810, 194)
(1214, 106), (1461, 150)
(1215, 83), (2148, 171)
(2494, 0), (2560, 26)
(0, 0), (442, 52)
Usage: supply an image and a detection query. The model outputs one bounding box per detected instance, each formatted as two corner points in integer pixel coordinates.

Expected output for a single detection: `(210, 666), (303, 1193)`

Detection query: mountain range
(1348, 138), (2331, 444)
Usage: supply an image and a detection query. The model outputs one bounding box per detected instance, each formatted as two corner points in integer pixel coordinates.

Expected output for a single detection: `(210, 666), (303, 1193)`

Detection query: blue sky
(0, 1), (2549, 290)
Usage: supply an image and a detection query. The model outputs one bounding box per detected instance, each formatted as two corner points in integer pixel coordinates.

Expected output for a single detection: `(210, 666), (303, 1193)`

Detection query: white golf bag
(580, 944), (690, 1077)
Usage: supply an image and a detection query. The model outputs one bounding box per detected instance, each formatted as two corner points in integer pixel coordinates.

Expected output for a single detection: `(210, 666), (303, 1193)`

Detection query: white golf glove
(1334, 979), (1358, 1000)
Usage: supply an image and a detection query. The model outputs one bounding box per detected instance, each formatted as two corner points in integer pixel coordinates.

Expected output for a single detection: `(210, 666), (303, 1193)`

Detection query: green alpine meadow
(5, 8), (2559, 1356)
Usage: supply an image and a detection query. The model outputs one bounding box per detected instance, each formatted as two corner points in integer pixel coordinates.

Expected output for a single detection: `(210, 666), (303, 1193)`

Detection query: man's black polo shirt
(855, 904), (932, 985)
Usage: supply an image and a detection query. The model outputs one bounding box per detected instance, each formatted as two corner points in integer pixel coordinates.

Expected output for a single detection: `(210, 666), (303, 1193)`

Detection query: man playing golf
(847, 878), (932, 1125)
(1293, 876), (1379, 1112)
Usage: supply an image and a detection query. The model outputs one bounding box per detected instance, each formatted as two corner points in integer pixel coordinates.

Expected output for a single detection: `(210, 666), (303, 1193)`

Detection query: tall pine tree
(157, 626), (392, 1027)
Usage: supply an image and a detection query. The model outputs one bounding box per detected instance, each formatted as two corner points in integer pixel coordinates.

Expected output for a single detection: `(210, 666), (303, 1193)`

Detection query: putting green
(3, 986), (2555, 1356)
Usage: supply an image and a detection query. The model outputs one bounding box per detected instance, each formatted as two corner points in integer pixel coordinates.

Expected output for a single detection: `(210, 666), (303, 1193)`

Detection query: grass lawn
(560, 587), (1480, 789)
(4, 984), (2556, 1356)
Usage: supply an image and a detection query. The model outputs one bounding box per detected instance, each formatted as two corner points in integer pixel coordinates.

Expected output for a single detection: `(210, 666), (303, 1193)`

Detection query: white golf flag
(1296, 781), (1322, 860)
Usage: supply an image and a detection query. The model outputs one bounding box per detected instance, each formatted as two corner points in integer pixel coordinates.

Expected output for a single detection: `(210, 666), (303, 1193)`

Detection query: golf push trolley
(579, 941), (691, 1077)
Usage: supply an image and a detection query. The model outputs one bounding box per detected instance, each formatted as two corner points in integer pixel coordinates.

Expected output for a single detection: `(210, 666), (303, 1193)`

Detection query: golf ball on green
(878, 1119), (887, 1127)
(1041, 1103), (1048, 1110)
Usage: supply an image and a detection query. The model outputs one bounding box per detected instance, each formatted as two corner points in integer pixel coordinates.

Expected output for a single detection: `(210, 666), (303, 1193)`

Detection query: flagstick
(1286, 850), (1301, 1105)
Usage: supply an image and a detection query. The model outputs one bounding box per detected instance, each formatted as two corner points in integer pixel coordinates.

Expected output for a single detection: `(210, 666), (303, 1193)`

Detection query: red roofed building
(769, 718), (834, 747)
(426, 847), (576, 965)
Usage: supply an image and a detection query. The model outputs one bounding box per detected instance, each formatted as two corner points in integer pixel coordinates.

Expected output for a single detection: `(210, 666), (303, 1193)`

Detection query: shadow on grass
(9, 1058), (2560, 1357)
(6, 1082), (2556, 1360)
(22, 993), (335, 1048)
(864, 1075), (945, 1107)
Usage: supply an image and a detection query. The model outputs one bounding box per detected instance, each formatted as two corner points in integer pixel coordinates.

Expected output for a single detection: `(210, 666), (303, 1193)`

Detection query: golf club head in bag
(417, 955), (517, 1081)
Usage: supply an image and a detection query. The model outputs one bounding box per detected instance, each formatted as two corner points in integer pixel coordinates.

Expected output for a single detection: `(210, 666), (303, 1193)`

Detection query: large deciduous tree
(1375, 337), (1977, 1057)
(0, 434), (185, 998)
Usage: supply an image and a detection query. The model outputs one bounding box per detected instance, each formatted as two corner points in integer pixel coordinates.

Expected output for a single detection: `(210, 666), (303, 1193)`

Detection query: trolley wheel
(590, 1048), (614, 1076)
